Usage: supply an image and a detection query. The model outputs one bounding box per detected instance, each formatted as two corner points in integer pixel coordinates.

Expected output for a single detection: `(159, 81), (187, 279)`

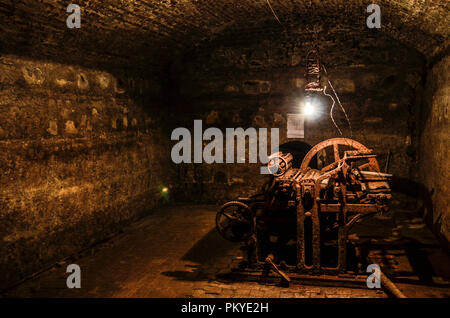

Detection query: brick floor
(1, 205), (449, 298)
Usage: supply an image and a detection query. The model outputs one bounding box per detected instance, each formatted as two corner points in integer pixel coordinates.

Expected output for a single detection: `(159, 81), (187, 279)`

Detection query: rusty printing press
(216, 138), (394, 285)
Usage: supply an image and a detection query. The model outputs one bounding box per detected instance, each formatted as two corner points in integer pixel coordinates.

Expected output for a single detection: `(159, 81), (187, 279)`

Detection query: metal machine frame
(216, 138), (392, 280)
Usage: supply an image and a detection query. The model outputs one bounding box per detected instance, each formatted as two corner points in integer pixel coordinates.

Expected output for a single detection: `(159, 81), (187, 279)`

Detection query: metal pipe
(380, 270), (407, 298)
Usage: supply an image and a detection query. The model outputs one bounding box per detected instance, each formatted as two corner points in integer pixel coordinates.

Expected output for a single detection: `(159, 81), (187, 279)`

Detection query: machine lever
(265, 254), (291, 284)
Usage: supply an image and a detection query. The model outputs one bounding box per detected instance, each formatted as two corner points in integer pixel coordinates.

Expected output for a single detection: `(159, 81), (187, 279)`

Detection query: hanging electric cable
(323, 84), (341, 135)
(266, 0), (282, 26)
(322, 64), (353, 138)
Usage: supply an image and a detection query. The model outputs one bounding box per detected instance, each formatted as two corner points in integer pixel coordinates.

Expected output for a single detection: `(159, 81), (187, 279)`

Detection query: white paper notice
(287, 113), (304, 138)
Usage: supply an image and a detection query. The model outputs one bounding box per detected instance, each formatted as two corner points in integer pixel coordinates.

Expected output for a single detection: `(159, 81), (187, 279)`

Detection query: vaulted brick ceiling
(0, 0), (448, 71)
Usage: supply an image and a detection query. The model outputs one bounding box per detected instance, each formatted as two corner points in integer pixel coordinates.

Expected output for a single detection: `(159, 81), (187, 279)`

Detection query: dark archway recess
(279, 141), (316, 169)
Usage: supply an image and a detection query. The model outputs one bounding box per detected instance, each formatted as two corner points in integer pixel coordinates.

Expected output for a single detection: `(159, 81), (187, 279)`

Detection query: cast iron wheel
(300, 138), (381, 173)
(216, 201), (253, 242)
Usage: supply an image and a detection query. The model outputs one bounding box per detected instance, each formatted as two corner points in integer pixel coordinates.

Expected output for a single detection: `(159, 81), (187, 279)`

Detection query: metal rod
(384, 150), (392, 173)
(380, 270), (407, 298)
(265, 254), (291, 283)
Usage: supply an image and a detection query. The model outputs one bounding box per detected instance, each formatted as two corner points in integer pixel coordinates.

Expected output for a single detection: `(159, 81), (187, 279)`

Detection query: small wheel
(216, 201), (253, 242)
(267, 153), (290, 176)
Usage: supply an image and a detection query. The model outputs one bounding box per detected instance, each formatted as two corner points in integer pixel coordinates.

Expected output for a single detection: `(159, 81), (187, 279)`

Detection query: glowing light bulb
(303, 100), (316, 117)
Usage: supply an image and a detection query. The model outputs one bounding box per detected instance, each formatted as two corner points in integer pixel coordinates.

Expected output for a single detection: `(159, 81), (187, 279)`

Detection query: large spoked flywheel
(300, 138), (381, 173)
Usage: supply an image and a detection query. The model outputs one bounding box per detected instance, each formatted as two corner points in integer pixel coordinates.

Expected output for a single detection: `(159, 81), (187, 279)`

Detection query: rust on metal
(216, 138), (392, 285)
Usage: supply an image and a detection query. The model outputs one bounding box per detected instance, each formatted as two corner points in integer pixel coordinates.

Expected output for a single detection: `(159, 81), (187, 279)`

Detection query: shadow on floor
(162, 227), (239, 282)
(181, 228), (238, 263)
(391, 176), (449, 252)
